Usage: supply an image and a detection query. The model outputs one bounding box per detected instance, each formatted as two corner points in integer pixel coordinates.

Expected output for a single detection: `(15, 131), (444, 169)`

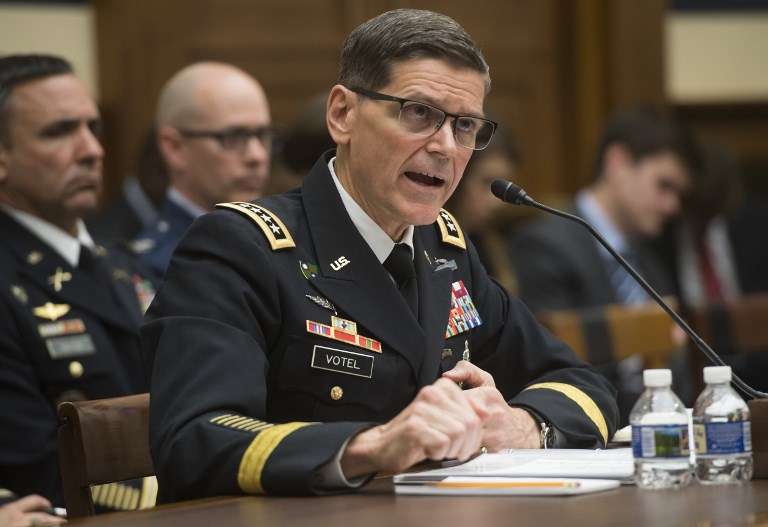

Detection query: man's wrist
(340, 426), (382, 479)
(513, 406), (554, 449)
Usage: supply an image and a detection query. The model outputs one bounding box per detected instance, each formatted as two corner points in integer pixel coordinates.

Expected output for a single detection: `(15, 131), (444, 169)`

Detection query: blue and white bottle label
(694, 421), (752, 455)
(632, 424), (690, 459)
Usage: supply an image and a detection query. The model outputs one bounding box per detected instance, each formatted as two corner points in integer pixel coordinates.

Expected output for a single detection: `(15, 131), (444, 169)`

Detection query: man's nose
(242, 135), (270, 164)
(76, 125), (104, 163)
(425, 118), (459, 157)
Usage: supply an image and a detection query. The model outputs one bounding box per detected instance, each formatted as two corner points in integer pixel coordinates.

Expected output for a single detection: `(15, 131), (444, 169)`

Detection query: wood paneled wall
(94, 0), (666, 204)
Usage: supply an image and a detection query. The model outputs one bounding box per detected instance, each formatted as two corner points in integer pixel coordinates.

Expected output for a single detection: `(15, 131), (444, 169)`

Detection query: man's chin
(66, 194), (99, 218)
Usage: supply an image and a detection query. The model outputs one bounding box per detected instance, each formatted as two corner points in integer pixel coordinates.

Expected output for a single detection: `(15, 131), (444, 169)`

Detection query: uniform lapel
(413, 228), (455, 387)
(0, 211), (138, 332)
(300, 154), (427, 378)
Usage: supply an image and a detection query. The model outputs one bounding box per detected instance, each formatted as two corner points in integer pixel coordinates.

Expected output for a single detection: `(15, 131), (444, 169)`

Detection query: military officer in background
(0, 54), (155, 509)
(132, 62), (272, 278)
(143, 9), (619, 501)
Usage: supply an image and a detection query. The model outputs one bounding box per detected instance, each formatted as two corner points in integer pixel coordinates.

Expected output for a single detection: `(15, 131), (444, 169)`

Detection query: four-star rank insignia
(445, 280), (482, 338)
(307, 316), (382, 353)
(216, 202), (295, 251)
(436, 209), (466, 250)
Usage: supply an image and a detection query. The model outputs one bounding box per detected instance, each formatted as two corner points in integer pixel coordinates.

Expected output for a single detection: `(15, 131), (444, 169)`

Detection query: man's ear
(603, 143), (634, 181)
(326, 85), (356, 147)
(156, 125), (186, 173)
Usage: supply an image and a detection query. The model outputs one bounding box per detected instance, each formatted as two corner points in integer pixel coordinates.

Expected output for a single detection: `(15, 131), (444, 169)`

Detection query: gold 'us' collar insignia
(216, 202), (295, 251)
(436, 209), (466, 250)
(33, 302), (71, 321)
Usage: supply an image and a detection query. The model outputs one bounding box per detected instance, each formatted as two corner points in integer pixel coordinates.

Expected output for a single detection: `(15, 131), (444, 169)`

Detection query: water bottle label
(694, 421), (752, 455)
(632, 424), (690, 459)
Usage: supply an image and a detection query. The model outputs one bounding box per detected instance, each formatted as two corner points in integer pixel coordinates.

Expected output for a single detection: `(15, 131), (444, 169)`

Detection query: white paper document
(395, 476), (621, 496)
(394, 448), (634, 482)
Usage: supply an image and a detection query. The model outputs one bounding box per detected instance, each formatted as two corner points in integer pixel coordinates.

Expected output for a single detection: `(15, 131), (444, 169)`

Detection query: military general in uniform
(0, 55), (155, 509)
(143, 9), (620, 501)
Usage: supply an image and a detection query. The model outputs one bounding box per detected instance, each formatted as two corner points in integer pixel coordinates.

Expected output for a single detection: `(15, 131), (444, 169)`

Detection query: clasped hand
(341, 361), (539, 479)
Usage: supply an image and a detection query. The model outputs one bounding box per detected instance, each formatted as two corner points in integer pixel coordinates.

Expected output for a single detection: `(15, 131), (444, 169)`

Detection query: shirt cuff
(315, 436), (370, 490)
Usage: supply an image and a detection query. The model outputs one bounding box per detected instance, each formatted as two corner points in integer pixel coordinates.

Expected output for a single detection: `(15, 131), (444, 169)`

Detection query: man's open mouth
(404, 171), (445, 187)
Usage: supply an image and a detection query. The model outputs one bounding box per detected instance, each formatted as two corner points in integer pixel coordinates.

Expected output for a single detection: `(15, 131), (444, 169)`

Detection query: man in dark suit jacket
(132, 62), (272, 278)
(512, 108), (698, 313)
(511, 108), (699, 419)
(0, 54), (154, 509)
(143, 9), (619, 501)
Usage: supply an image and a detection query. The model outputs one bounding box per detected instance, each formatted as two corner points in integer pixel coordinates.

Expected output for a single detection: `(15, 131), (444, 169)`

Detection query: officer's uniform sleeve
(0, 294), (62, 502)
(464, 242), (619, 447)
(142, 211), (371, 502)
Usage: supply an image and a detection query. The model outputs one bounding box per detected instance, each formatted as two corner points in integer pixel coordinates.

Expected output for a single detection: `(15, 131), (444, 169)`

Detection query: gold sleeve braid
(237, 422), (317, 494)
(523, 382), (609, 445)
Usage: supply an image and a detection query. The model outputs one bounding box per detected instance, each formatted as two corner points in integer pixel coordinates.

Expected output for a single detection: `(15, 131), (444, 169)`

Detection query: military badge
(33, 302), (71, 321)
(299, 261), (319, 280)
(132, 274), (156, 313)
(305, 294), (336, 313)
(444, 280), (482, 338)
(306, 319), (382, 353)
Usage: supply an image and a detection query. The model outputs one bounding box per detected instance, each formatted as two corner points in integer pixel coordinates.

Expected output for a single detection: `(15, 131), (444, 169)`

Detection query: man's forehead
(384, 58), (487, 114)
(10, 74), (98, 123)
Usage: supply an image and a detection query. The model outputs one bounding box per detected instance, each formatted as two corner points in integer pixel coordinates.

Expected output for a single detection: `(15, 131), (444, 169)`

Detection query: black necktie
(383, 243), (419, 318)
(78, 246), (113, 287)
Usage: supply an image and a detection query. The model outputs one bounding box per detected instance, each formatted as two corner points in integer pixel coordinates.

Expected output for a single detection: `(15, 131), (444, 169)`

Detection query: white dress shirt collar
(328, 157), (414, 264)
(576, 190), (629, 255)
(1, 203), (95, 267)
(167, 186), (208, 219)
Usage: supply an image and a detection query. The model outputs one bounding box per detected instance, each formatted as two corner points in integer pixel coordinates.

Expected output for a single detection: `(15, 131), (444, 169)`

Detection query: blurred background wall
(1, 0), (767, 204)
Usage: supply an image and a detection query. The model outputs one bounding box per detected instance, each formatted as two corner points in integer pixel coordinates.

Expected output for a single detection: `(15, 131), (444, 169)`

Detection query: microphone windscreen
(490, 179), (513, 201)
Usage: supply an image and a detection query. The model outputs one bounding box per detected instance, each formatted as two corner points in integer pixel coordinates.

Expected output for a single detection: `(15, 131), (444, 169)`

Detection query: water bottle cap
(643, 368), (672, 387)
(703, 365), (732, 384)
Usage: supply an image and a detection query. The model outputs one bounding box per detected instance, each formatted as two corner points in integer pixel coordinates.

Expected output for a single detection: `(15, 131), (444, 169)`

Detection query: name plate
(311, 344), (374, 379)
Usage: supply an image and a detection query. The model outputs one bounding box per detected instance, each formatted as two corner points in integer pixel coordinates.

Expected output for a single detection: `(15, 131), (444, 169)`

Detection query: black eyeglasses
(177, 126), (273, 153)
(349, 86), (497, 150)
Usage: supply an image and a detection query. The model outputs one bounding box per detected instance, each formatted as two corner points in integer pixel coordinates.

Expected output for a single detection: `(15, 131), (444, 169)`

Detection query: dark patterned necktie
(383, 243), (419, 317)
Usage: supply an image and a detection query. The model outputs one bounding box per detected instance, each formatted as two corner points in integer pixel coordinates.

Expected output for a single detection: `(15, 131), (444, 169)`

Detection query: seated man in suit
(0, 54), (154, 509)
(143, 9), (619, 501)
(132, 62), (272, 277)
(511, 107), (699, 419)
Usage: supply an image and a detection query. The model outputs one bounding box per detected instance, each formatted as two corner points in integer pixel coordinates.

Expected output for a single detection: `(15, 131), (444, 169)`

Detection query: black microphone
(491, 178), (767, 400)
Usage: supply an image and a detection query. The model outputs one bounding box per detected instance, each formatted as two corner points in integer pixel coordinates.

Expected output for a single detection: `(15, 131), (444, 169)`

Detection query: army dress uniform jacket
(143, 152), (619, 501)
(0, 210), (153, 507)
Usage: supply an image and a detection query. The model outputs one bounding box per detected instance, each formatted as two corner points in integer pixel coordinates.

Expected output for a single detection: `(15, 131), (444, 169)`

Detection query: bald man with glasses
(143, 9), (619, 501)
(132, 62), (272, 277)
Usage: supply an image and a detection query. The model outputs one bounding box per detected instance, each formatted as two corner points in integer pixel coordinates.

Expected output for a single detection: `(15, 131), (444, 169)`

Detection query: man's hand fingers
(9, 495), (51, 514)
(441, 360), (495, 388)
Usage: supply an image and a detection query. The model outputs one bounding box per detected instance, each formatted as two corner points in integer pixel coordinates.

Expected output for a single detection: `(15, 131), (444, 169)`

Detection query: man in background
(133, 62), (272, 277)
(0, 54), (153, 509)
(512, 107), (698, 313)
(511, 107), (699, 420)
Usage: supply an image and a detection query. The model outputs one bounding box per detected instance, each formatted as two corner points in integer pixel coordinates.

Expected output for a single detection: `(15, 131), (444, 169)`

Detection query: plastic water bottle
(630, 369), (692, 489)
(693, 365), (753, 484)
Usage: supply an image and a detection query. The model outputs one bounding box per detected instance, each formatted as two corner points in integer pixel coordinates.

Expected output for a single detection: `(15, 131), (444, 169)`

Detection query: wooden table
(69, 479), (768, 527)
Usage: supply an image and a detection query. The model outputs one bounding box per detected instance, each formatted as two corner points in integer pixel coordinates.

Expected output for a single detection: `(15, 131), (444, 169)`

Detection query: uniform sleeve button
(69, 361), (84, 378)
(330, 385), (343, 401)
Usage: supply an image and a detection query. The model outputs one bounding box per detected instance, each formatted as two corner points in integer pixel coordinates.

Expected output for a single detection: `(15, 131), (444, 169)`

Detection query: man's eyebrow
(404, 91), (485, 119)
(38, 118), (82, 138)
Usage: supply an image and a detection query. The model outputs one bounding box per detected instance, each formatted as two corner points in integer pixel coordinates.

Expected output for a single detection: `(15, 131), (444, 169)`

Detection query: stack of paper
(394, 448), (633, 496)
